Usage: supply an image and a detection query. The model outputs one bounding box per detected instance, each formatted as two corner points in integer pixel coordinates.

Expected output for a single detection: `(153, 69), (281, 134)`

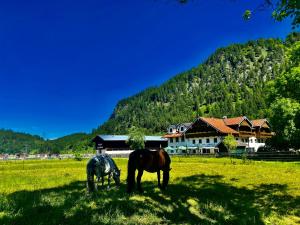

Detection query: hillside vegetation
(0, 129), (44, 154)
(0, 130), (90, 154)
(96, 34), (299, 135)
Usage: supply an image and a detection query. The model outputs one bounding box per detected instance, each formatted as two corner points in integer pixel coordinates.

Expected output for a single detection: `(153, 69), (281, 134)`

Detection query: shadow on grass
(0, 174), (299, 225)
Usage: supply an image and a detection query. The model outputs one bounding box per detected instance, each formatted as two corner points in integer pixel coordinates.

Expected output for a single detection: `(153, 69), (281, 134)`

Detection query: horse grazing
(126, 149), (171, 193)
(86, 154), (121, 192)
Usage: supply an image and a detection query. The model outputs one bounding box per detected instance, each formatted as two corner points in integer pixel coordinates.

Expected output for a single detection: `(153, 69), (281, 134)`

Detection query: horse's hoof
(160, 186), (166, 191)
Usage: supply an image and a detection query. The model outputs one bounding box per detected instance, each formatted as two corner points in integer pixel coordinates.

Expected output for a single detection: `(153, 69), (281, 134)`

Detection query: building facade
(163, 116), (273, 154)
(92, 135), (168, 151)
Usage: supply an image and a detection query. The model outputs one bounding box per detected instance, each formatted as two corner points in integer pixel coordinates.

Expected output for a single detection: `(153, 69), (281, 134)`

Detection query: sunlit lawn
(0, 157), (299, 225)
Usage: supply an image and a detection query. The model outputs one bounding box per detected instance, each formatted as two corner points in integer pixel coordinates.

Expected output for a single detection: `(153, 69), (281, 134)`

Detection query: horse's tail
(86, 158), (95, 192)
(126, 151), (137, 193)
(162, 150), (171, 189)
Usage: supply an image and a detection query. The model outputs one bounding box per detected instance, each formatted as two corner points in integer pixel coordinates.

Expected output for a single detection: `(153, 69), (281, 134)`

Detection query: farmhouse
(164, 116), (274, 154)
(92, 135), (168, 151)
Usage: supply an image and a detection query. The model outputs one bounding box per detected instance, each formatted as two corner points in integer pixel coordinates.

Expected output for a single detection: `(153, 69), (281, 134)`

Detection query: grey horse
(86, 154), (121, 192)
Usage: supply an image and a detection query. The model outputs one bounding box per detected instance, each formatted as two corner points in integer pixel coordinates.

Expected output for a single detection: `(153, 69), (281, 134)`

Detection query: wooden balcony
(256, 131), (274, 138)
(238, 131), (255, 137)
(185, 132), (220, 138)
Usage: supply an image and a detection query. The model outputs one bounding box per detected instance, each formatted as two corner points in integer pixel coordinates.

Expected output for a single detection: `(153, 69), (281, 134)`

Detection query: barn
(92, 135), (168, 151)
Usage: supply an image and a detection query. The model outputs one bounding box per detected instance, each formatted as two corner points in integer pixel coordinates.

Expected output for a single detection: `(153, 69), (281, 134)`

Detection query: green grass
(0, 157), (299, 225)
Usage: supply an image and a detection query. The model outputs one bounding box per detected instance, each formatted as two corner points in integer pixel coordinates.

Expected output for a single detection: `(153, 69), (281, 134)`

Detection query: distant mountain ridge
(0, 129), (90, 154)
(95, 35), (298, 135)
(0, 129), (44, 154)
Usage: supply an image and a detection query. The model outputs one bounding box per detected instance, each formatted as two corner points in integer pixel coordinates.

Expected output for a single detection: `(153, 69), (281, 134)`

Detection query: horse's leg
(107, 173), (111, 190)
(87, 172), (95, 192)
(162, 169), (170, 190)
(101, 176), (104, 189)
(157, 170), (161, 189)
(137, 169), (144, 193)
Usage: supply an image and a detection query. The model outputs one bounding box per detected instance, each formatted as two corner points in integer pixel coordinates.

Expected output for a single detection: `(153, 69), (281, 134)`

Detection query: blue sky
(0, 0), (292, 139)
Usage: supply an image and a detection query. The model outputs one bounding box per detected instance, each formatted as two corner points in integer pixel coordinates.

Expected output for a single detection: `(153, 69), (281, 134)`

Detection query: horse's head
(113, 169), (121, 186)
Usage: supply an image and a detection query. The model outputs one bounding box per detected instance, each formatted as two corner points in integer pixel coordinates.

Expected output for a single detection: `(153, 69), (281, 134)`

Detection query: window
(176, 137), (179, 142)
(181, 136), (185, 142)
(236, 138), (238, 141)
(203, 149), (210, 154)
(214, 138), (217, 143)
(206, 138), (210, 143)
(193, 139), (196, 144)
(169, 128), (172, 133)
(255, 139), (258, 143)
(180, 127), (184, 132)
(250, 139), (253, 143)
(170, 138), (173, 143)
(199, 139), (202, 144)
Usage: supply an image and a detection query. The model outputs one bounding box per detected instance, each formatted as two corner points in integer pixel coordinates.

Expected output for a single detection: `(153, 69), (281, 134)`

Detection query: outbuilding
(92, 135), (168, 151)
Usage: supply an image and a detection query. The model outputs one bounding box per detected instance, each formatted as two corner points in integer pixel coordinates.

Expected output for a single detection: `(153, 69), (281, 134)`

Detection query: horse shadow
(1, 174), (299, 225)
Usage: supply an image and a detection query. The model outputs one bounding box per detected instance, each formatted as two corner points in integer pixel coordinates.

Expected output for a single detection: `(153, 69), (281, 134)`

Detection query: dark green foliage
(0, 129), (44, 154)
(126, 126), (145, 150)
(95, 37), (289, 135)
(46, 133), (92, 153)
(267, 37), (300, 150)
(0, 131), (91, 154)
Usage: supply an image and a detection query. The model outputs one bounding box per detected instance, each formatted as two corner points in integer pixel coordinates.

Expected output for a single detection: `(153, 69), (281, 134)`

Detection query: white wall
(168, 136), (222, 148)
(248, 137), (265, 152)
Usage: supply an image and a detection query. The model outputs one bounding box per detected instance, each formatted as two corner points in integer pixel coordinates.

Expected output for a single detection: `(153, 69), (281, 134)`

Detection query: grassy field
(0, 157), (299, 225)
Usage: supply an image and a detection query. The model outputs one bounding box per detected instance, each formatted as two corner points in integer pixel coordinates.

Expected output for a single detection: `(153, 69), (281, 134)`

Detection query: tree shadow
(1, 174), (299, 225)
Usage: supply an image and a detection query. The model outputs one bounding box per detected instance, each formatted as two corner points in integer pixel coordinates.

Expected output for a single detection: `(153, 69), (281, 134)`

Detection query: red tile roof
(200, 117), (238, 134)
(223, 116), (245, 125)
(252, 119), (267, 127)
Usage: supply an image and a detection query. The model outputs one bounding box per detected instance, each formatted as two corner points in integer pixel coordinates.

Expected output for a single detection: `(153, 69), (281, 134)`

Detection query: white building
(164, 116), (273, 154)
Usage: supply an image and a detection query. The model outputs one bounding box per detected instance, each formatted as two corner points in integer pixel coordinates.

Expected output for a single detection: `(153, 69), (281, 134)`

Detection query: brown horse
(126, 149), (171, 193)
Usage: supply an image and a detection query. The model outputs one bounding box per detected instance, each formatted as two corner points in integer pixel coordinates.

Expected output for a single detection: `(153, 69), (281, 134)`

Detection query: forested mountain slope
(0, 129), (44, 154)
(96, 36), (296, 135)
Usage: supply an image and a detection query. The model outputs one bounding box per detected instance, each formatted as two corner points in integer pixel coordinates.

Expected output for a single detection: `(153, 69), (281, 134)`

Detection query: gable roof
(223, 116), (245, 126)
(200, 117), (238, 134)
(180, 123), (192, 127)
(251, 119), (268, 127)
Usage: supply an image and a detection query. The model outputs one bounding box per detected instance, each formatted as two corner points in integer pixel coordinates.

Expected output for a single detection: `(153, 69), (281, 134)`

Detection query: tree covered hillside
(0, 130), (91, 154)
(96, 36), (296, 135)
(0, 129), (44, 154)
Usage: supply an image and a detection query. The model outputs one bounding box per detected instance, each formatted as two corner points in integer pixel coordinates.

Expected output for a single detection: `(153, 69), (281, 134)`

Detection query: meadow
(0, 157), (299, 225)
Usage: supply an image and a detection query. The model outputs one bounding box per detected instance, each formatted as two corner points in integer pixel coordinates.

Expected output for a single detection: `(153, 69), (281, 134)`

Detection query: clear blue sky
(0, 0), (292, 139)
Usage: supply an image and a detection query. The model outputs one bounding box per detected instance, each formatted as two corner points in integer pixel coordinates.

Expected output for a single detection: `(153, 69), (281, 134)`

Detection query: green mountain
(46, 133), (91, 153)
(0, 130), (91, 154)
(95, 34), (300, 135)
(0, 129), (44, 154)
